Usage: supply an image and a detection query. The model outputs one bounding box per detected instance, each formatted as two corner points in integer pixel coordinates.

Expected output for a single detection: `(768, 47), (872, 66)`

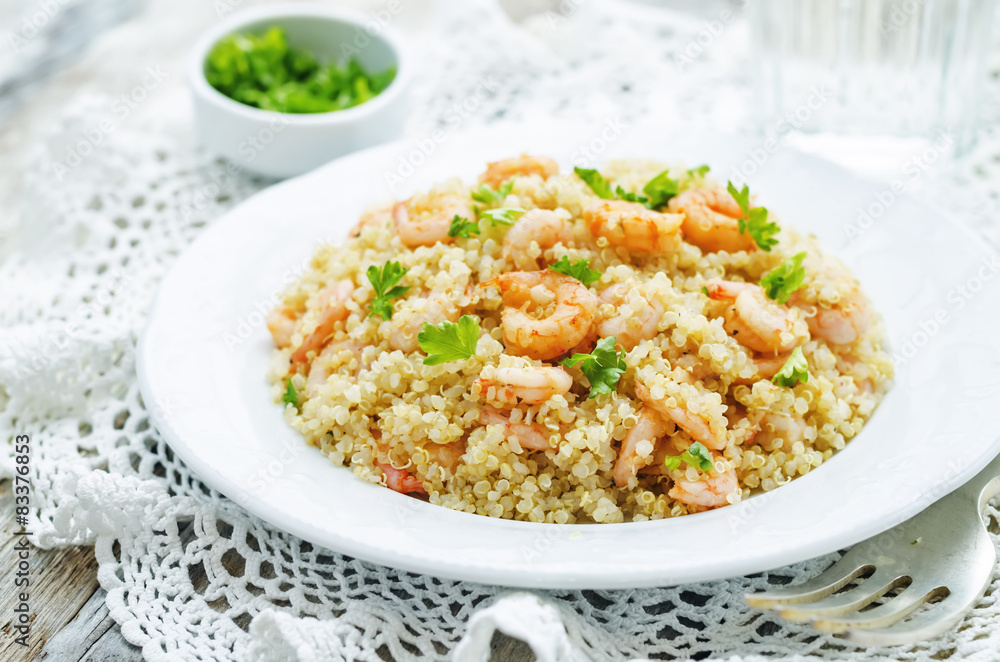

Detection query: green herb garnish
(614, 186), (649, 204)
(663, 441), (714, 472)
(283, 379), (298, 407)
(687, 164), (711, 178)
(367, 261), (410, 320)
(448, 215), (479, 239)
(642, 169), (681, 209)
(548, 256), (602, 287)
(727, 182), (780, 251)
(417, 315), (480, 365)
(760, 251), (807, 304)
(471, 180), (514, 204)
(574, 167), (614, 199)
(204, 27), (396, 113)
(479, 207), (526, 226)
(771, 347), (809, 387)
(560, 337), (627, 398)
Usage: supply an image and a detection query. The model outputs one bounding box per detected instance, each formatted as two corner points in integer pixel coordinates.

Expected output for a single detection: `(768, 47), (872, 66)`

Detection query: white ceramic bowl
(189, 4), (410, 179)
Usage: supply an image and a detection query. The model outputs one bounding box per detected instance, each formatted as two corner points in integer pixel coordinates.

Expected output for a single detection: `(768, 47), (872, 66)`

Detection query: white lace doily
(4, 1), (1000, 660)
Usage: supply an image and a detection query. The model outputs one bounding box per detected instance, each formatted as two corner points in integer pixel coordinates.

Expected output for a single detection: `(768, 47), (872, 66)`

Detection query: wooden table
(1, 481), (534, 661)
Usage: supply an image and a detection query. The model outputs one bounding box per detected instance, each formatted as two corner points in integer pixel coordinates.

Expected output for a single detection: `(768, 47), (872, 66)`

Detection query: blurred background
(1, 0), (999, 247)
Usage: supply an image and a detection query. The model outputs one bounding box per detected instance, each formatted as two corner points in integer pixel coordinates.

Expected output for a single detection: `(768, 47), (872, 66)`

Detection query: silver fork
(746, 453), (1000, 647)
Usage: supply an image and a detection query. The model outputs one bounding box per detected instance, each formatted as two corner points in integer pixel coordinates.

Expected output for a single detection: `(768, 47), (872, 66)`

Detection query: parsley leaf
(471, 180), (514, 204)
(614, 185), (649, 204)
(549, 256), (602, 286)
(418, 315), (480, 365)
(760, 251), (807, 304)
(448, 215), (479, 239)
(687, 164), (711, 178)
(283, 379), (298, 407)
(574, 167), (614, 199)
(205, 27), (396, 114)
(771, 346), (809, 387)
(643, 169), (680, 209)
(663, 441), (714, 472)
(560, 336), (627, 398)
(367, 261), (410, 320)
(479, 207), (526, 227)
(727, 181), (751, 212)
(727, 181), (780, 251)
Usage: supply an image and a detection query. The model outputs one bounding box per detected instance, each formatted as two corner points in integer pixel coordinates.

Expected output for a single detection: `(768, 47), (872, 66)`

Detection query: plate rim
(138, 120), (1000, 588)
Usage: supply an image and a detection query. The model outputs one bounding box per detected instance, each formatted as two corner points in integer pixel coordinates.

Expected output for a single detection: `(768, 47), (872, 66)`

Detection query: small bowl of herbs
(190, 4), (409, 179)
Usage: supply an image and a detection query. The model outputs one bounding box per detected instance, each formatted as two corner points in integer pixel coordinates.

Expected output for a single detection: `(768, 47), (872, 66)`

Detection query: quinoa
(267, 158), (893, 523)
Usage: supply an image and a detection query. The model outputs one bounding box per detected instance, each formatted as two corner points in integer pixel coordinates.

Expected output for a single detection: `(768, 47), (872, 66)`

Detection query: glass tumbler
(748, 0), (997, 173)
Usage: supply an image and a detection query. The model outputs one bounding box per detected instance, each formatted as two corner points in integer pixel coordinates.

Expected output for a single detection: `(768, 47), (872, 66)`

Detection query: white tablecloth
(3, 1), (1000, 660)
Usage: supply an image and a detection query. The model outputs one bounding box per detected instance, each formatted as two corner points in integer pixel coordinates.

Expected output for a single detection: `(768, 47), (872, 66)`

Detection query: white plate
(139, 121), (1000, 588)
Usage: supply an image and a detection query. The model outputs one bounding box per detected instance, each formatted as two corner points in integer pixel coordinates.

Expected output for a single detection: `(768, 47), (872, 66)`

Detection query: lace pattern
(3, 1), (1000, 660)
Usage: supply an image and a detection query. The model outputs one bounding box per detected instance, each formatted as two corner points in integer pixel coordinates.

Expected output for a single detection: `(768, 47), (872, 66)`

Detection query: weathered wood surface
(0, 482), (105, 661)
(1, 482), (533, 661)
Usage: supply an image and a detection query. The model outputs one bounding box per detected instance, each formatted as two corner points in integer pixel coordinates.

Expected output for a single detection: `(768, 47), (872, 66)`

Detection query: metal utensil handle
(958, 452), (1000, 509)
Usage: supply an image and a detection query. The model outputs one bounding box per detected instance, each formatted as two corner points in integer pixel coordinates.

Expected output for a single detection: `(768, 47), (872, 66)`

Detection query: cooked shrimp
(387, 293), (460, 353)
(614, 406), (672, 487)
(799, 288), (871, 345)
(501, 208), (573, 270)
(669, 465), (738, 509)
(667, 186), (757, 253)
(375, 459), (426, 494)
(634, 380), (726, 450)
(597, 283), (665, 350)
(289, 280), (354, 371)
(733, 351), (793, 385)
(425, 440), (466, 472)
(306, 341), (363, 394)
(475, 366), (573, 405)
(480, 405), (554, 451)
(479, 154), (558, 187)
(393, 194), (473, 248)
(583, 199), (684, 253)
(490, 271), (598, 361)
(705, 280), (803, 355)
(753, 413), (807, 451)
(267, 306), (297, 349)
(351, 202), (393, 237)
(672, 354), (715, 383)
(789, 255), (871, 345)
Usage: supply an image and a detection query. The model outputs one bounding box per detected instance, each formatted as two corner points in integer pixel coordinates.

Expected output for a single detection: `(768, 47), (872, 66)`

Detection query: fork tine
(811, 583), (947, 633)
(776, 569), (911, 621)
(842, 560), (995, 647)
(842, 589), (972, 647)
(746, 560), (874, 609)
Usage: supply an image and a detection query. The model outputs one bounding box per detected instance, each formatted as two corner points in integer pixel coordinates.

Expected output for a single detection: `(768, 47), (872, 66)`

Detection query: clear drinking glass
(748, 0), (997, 174)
